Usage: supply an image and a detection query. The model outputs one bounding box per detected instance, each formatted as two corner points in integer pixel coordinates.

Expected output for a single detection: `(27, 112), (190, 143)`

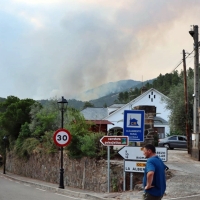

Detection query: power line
(171, 49), (194, 73)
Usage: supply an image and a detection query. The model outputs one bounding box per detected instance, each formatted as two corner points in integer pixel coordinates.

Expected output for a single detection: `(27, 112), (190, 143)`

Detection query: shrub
(15, 138), (40, 158)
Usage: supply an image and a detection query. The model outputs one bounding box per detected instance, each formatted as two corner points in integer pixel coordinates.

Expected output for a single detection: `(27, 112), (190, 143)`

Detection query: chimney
(141, 86), (148, 94)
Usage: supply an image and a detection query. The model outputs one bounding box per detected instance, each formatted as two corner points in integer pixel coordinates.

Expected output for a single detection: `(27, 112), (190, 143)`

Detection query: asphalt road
(164, 194), (200, 200)
(0, 175), (86, 200)
(162, 149), (200, 200)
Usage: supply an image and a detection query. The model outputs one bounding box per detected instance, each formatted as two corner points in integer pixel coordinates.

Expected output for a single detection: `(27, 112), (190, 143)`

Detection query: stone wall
(6, 150), (142, 192)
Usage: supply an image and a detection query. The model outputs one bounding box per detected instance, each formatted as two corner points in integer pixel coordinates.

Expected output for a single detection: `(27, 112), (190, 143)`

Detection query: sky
(0, 0), (200, 101)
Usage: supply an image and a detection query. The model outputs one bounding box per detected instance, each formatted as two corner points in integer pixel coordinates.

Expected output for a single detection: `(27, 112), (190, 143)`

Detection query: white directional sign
(124, 160), (146, 173)
(118, 146), (168, 162)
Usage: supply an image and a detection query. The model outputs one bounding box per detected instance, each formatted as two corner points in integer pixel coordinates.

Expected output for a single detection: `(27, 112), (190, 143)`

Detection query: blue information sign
(123, 110), (145, 142)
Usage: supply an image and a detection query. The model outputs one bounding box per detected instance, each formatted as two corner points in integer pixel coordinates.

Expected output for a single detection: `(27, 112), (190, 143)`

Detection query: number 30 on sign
(53, 129), (71, 147)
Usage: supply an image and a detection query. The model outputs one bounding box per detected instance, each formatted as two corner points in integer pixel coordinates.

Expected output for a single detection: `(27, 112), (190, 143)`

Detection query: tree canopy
(82, 101), (94, 110)
(163, 78), (193, 134)
(0, 97), (36, 141)
(0, 97), (107, 159)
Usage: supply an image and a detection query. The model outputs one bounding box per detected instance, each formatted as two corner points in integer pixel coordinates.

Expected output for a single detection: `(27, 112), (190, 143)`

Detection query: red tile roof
(86, 120), (114, 125)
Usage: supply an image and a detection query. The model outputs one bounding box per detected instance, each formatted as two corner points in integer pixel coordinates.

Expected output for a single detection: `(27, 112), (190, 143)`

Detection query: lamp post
(3, 136), (8, 174)
(57, 96), (68, 189)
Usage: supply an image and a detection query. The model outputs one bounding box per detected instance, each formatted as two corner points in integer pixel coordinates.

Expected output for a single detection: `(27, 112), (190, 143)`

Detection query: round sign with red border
(53, 128), (71, 147)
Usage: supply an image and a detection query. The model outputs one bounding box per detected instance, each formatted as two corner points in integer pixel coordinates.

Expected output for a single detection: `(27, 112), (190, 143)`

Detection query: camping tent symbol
(129, 118), (139, 126)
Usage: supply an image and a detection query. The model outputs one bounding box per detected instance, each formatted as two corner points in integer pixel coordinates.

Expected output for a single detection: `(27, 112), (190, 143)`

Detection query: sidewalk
(0, 171), (143, 200)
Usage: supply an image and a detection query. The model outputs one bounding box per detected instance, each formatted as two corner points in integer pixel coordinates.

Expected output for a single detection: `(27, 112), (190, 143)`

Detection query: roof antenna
(142, 75), (143, 87)
(141, 76), (147, 94)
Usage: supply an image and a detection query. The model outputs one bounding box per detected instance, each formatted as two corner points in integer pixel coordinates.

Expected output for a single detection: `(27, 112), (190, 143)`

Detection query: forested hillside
(62, 68), (194, 110)
(66, 69), (193, 109)
(115, 68), (194, 104)
(0, 68), (194, 111)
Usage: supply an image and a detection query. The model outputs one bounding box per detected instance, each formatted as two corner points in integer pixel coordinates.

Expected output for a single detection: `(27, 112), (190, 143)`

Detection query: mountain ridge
(75, 79), (150, 101)
(0, 79), (154, 110)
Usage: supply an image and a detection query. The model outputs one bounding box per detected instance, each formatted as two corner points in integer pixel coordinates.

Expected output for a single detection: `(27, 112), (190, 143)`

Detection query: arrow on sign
(118, 146), (168, 162)
(100, 136), (129, 146)
(118, 146), (145, 160)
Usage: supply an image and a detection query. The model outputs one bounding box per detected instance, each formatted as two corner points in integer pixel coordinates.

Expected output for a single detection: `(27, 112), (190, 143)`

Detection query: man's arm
(145, 171), (154, 190)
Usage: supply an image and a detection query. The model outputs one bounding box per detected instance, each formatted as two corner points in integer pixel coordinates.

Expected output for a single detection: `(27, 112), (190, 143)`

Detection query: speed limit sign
(53, 129), (71, 147)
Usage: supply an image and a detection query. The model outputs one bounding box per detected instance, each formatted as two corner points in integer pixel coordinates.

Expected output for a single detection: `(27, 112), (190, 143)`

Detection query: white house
(103, 88), (170, 137)
(81, 88), (171, 138)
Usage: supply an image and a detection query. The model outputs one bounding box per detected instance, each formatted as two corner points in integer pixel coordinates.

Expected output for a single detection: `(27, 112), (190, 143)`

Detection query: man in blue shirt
(142, 144), (167, 200)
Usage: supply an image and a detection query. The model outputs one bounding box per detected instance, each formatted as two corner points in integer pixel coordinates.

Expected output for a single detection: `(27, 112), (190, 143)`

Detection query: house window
(149, 95), (150, 98)
(154, 127), (165, 139)
(151, 98), (153, 102)
(154, 95), (156, 98)
(151, 92), (153, 95)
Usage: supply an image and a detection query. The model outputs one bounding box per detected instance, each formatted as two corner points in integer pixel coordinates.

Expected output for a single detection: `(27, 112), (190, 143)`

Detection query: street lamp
(3, 136), (8, 174)
(57, 96), (68, 189)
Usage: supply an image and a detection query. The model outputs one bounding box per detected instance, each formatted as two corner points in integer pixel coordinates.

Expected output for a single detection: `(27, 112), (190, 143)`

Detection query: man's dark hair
(144, 144), (156, 153)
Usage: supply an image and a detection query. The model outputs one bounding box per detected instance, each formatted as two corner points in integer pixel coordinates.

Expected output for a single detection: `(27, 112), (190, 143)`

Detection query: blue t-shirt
(143, 156), (166, 197)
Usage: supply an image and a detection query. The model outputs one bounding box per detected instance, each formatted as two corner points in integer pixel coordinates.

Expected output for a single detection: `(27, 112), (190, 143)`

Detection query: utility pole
(189, 25), (200, 160)
(183, 49), (190, 154)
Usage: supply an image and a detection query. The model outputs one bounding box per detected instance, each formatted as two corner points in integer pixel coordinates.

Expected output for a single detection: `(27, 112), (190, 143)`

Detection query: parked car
(158, 135), (187, 149)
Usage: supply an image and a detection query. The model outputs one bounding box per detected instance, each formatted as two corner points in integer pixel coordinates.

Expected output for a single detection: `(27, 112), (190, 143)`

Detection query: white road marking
(36, 188), (46, 191)
(24, 184), (30, 187)
(15, 181), (20, 184)
(164, 193), (200, 200)
(55, 193), (87, 200)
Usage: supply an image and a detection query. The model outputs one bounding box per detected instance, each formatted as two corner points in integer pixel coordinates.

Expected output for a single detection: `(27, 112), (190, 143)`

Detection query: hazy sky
(0, 0), (200, 100)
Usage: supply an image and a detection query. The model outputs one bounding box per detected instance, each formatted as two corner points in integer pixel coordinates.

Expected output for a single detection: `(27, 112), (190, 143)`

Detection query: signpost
(100, 135), (129, 193)
(123, 110), (145, 142)
(53, 128), (71, 189)
(53, 128), (71, 147)
(119, 146), (168, 191)
(118, 146), (168, 162)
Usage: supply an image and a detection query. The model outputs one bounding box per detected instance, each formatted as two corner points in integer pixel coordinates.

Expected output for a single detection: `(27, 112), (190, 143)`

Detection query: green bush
(66, 130), (105, 159)
(166, 131), (184, 137)
(15, 138), (40, 158)
(41, 131), (58, 153)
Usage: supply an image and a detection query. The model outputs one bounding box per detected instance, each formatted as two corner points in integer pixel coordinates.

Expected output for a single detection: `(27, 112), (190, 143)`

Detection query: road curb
(1, 173), (114, 200)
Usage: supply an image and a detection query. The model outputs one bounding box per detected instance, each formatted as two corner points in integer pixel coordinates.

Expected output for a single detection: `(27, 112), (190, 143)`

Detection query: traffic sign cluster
(118, 146), (168, 173)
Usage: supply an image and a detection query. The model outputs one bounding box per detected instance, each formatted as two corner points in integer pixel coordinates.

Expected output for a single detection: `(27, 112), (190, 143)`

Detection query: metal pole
(59, 108), (64, 189)
(194, 26), (199, 151)
(194, 26), (199, 140)
(107, 146), (110, 193)
(3, 141), (6, 174)
(61, 107), (64, 128)
(130, 172), (133, 191)
(123, 163), (126, 191)
(183, 49), (190, 154)
(192, 26), (199, 153)
(189, 25), (199, 160)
